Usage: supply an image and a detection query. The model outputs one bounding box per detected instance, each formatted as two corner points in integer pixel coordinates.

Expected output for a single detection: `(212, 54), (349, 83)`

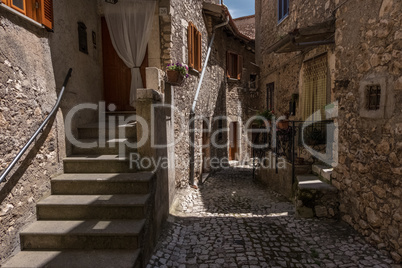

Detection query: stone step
(105, 111), (137, 121)
(312, 164), (333, 182)
(20, 220), (145, 250)
(37, 194), (150, 220)
(71, 138), (138, 155)
(51, 173), (154, 195)
(63, 155), (137, 173)
(77, 122), (137, 139)
(297, 175), (337, 193)
(2, 249), (140, 268)
(295, 175), (339, 218)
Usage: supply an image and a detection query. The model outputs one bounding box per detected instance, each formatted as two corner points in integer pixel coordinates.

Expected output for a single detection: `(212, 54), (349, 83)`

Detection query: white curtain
(104, 0), (156, 108)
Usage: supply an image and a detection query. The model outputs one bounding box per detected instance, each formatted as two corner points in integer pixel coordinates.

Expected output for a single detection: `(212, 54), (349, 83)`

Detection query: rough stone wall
(49, 0), (103, 155)
(160, 0), (261, 187)
(0, 12), (64, 264)
(256, 0), (402, 262)
(332, 0), (402, 262)
(233, 15), (256, 40)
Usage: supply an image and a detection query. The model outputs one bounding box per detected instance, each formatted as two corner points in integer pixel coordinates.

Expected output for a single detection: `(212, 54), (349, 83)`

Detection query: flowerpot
(277, 120), (289, 130)
(166, 70), (184, 86)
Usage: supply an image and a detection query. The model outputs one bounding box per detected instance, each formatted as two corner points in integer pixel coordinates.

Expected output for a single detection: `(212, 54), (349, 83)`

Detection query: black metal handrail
(252, 119), (336, 182)
(0, 68), (72, 183)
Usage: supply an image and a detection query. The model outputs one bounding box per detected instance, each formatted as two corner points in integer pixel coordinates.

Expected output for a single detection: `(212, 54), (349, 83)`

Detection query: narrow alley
(148, 166), (397, 268)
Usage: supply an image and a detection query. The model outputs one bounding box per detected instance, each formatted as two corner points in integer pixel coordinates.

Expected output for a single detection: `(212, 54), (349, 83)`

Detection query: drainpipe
(189, 15), (229, 187)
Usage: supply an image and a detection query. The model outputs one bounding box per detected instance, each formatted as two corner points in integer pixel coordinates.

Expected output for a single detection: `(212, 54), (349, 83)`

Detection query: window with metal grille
(366, 85), (381, 110)
(1, 0), (53, 29)
(302, 54), (328, 121)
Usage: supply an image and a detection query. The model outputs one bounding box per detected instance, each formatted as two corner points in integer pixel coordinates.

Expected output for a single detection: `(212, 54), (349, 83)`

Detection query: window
(278, 0), (289, 23)
(366, 85), (381, 110)
(226, 51), (243, 80)
(1, 0), (53, 29)
(302, 54), (328, 120)
(266, 82), (274, 110)
(249, 74), (258, 90)
(188, 22), (202, 71)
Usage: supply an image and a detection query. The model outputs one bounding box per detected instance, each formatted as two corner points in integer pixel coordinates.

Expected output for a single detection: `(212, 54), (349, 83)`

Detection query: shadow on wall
(209, 80), (228, 167)
(0, 115), (56, 205)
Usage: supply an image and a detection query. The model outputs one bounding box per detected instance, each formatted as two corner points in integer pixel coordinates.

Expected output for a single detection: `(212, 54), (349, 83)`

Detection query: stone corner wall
(332, 0), (402, 262)
(0, 13), (65, 264)
(161, 0), (262, 187)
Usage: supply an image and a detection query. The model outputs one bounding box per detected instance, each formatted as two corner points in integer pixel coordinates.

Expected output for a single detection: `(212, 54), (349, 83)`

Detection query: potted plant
(166, 62), (189, 86)
(277, 112), (290, 130)
(255, 109), (275, 128)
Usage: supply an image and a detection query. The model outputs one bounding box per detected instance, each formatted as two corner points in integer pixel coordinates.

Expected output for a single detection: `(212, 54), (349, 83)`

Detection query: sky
(224, 0), (255, 19)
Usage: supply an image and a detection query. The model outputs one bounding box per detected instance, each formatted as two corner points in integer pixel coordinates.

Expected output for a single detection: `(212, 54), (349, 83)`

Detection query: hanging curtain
(104, 0), (156, 108)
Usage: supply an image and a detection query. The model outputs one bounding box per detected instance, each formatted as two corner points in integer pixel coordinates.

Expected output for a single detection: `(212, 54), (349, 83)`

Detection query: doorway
(229, 121), (239, 161)
(101, 17), (148, 111)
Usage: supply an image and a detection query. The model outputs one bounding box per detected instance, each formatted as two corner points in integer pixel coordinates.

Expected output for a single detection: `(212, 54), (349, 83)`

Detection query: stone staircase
(3, 112), (154, 268)
(294, 163), (339, 219)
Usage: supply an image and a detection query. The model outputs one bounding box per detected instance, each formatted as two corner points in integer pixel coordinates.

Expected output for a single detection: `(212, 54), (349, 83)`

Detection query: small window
(226, 51), (243, 80)
(1, 0), (53, 29)
(188, 22), (202, 72)
(11, 0), (25, 14)
(366, 85), (381, 110)
(249, 74), (258, 90)
(267, 82), (274, 110)
(78, 22), (88, 54)
(278, 0), (289, 23)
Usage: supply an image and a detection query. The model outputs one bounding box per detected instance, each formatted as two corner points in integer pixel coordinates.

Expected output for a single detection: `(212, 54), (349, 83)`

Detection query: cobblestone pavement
(147, 166), (400, 268)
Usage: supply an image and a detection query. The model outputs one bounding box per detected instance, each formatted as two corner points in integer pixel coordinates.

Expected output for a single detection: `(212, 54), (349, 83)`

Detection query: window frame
(278, 0), (289, 24)
(187, 22), (202, 72)
(1, 0), (53, 29)
(226, 51), (243, 80)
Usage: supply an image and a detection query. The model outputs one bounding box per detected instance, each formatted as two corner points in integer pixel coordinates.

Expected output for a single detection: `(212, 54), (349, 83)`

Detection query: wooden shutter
(188, 23), (194, 69)
(41, 0), (53, 29)
(237, 55), (243, 80)
(196, 31), (202, 71)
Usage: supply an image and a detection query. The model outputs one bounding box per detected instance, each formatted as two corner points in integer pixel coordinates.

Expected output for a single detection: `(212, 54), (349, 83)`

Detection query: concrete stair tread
(52, 173), (153, 182)
(38, 194), (150, 206)
(78, 122), (136, 129)
(2, 249), (140, 268)
(73, 138), (135, 143)
(312, 165), (333, 182)
(297, 175), (337, 192)
(64, 155), (129, 161)
(21, 219), (145, 236)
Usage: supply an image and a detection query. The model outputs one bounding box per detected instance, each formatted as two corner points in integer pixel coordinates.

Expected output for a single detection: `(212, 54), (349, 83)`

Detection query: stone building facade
(158, 0), (261, 187)
(0, 0), (262, 263)
(256, 0), (402, 262)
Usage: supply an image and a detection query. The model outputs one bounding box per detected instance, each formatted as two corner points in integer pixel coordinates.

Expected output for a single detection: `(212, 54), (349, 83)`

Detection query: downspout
(189, 15), (229, 186)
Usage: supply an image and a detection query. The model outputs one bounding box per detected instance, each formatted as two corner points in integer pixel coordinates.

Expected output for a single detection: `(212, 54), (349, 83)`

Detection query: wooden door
(101, 17), (148, 111)
(229, 122), (238, 161)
